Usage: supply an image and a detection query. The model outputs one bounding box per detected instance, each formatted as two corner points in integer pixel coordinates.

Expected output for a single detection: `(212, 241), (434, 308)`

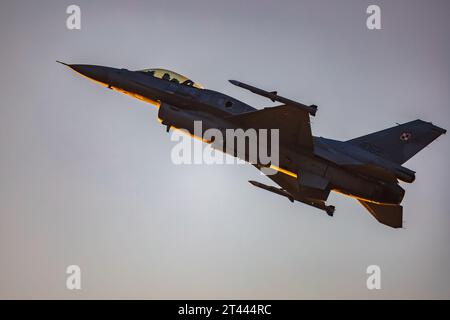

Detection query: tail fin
(348, 120), (446, 164)
(358, 200), (403, 228)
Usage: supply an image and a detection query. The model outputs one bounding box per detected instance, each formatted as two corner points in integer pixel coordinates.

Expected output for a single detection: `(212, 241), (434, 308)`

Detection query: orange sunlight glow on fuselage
(82, 73), (300, 180)
(73, 70), (407, 206)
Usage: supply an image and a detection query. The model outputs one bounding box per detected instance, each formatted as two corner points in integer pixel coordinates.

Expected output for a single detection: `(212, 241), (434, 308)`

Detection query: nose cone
(57, 61), (116, 87)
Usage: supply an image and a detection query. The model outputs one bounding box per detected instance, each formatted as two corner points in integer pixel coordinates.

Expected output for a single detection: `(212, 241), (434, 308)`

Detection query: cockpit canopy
(137, 68), (204, 89)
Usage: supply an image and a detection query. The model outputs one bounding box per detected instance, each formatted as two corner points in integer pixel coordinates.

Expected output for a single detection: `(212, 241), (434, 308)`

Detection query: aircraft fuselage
(62, 63), (405, 206)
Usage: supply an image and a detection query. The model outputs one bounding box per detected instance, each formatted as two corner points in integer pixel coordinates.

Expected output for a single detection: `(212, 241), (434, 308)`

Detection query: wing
(225, 104), (313, 150)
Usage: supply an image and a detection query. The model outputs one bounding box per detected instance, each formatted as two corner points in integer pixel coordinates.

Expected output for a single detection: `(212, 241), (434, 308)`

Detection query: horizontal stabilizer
(358, 200), (403, 228)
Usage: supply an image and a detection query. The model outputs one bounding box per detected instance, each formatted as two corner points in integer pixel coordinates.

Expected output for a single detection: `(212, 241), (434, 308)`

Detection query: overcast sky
(1, 0), (449, 299)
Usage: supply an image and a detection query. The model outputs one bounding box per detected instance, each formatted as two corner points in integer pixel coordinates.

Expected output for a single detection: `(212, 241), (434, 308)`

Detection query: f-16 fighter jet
(58, 62), (446, 228)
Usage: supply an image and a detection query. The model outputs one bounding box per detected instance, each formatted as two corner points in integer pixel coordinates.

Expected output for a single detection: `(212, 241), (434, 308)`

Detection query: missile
(248, 180), (335, 216)
(248, 180), (295, 202)
(229, 80), (317, 116)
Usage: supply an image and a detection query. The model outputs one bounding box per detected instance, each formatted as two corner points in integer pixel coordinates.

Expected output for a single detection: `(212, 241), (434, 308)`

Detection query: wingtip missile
(229, 79), (317, 116)
(249, 180), (295, 202)
(229, 79), (240, 86)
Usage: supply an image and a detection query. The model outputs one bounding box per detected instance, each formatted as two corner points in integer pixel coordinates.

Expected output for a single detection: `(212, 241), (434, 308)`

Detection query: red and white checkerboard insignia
(400, 132), (412, 141)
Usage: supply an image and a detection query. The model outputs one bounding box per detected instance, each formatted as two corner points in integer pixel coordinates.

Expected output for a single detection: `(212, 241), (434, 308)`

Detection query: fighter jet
(58, 61), (446, 228)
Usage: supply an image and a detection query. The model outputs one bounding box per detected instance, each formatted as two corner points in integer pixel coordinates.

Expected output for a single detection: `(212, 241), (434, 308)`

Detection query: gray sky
(0, 0), (449, 299)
